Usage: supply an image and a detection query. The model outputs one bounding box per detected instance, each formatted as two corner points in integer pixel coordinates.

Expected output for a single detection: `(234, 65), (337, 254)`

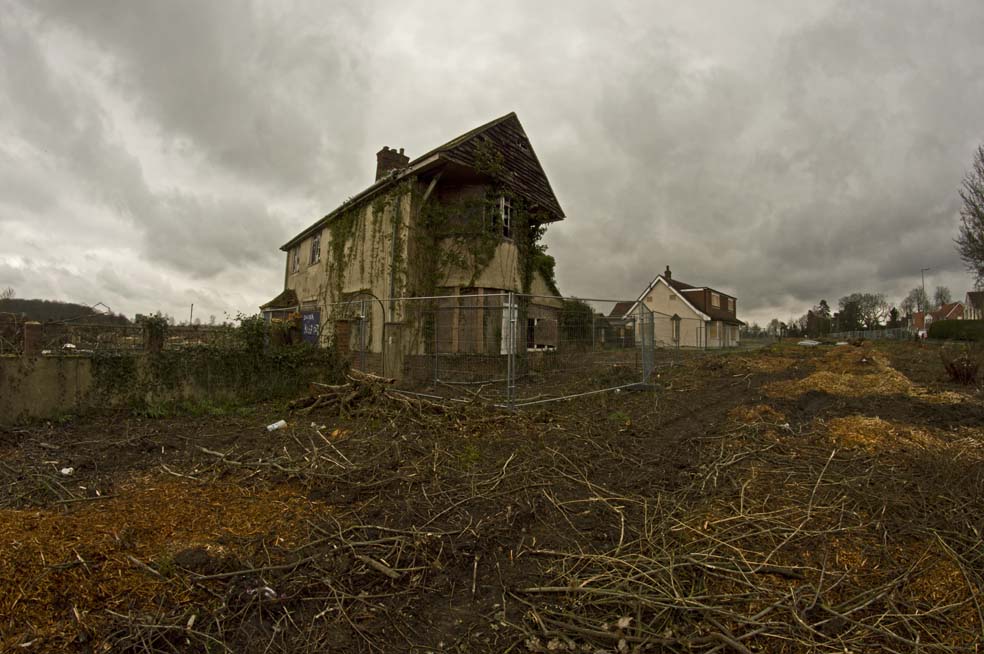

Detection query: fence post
(507, 292), (515, 408)
(23, 321), (42, 357)
(360, 299), (367, 372)
(433, 300), (439, 385)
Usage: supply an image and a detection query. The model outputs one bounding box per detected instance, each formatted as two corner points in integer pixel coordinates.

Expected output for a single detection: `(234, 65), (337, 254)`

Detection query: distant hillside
(0, 298), (130, 325)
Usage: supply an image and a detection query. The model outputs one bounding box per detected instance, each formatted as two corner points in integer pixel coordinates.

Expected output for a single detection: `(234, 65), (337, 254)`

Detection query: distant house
(594, 302), (635, 348)
(615, 266), (742, 348)
(913, 302), (964, 335)
(260, 112), (566, 374)
(965, 291), (984, 320)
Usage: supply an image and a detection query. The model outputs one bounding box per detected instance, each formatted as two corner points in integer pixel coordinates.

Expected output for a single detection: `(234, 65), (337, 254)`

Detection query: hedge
(928, 319), (984, 341)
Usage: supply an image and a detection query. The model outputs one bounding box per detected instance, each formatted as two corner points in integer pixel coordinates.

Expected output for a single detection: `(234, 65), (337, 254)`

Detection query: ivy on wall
(311, 136), (560, 336)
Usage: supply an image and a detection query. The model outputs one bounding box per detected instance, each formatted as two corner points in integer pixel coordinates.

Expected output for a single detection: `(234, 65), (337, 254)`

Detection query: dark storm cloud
(35, 0), (372, 193)
(2, 0), (983, 323)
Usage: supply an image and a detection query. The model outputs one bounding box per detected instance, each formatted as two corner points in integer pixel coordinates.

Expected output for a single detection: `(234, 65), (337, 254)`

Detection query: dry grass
(821, 342), (889, 374)
(0, 474), (329, 651)
(764, 344), (967, 404)
(826, 415), (984, 462)
(728, 404), (786, 425)
(765, 368), (913, 398)
(727, 355), (800, 374)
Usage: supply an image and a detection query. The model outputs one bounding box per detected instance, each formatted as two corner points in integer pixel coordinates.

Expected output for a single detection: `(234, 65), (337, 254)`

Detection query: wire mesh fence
(321, 293), (709, 407)
(828, 327), (916, 341)
(0, 313), (24, 355)
(7, 322), (241, 355)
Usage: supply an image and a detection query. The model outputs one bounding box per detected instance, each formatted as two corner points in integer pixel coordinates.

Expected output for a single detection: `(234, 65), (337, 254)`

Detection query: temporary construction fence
(0, 319), (241, 356)
(323, 293), (705, 407)
(829, 327), (916, 341)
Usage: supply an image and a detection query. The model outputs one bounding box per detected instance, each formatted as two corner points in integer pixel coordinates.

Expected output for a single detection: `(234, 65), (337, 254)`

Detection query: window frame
(488, 195), (513, 239)
(711, 292), (720, 308)
(291, 245), (300, 273)
(728, 297), (735, 312)
(309, 230), (322, 266)
(501, 196), (512, 239)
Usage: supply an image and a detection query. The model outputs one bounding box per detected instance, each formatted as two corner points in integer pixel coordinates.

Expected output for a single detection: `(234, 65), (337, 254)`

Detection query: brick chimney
(664, 265), (672, 281)
(375, 146), (409, 181)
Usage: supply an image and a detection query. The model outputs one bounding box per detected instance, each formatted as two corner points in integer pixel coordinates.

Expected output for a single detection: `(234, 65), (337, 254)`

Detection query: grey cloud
(35, 0), (372, 195)
(3, 0), (984, 324)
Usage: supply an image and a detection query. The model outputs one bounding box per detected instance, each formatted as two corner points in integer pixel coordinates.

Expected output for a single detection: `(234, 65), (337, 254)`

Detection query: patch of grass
(458, 443), (481, 467)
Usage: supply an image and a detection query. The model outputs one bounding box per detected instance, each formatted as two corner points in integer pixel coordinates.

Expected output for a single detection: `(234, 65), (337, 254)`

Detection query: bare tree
(903, 287), (930, 314)
(0, 287), (14, 300)
(956, 145), (984, 287)
(934, 285), (952, 307)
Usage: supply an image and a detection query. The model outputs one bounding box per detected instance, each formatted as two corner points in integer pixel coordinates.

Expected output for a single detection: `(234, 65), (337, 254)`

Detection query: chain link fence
(828, 327), (915, 341)
(321, 293), (709, 407)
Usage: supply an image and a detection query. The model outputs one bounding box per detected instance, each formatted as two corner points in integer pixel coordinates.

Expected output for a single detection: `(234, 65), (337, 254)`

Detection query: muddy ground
(2, 340), (983, 653)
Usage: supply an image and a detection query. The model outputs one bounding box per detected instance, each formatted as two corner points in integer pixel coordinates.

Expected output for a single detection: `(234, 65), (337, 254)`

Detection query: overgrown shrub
(939, 344), (981, 385)
(928, 319), (984, 341)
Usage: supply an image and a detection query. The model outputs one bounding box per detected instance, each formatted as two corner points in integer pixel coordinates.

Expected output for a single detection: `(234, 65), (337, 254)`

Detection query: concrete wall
(0, 355), (94, 422)
(0, 351), (336, 425)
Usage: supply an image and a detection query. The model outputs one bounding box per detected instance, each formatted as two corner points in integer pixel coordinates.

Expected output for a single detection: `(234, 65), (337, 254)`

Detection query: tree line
(744, 285), (956, 339)
(745, 141), (984, 340)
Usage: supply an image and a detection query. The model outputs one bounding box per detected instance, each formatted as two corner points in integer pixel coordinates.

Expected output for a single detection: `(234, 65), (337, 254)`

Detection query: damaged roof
(282, 112), (564, 251)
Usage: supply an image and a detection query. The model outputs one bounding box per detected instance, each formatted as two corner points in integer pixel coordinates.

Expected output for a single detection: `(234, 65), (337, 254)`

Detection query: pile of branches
(286, 369), (449, 416)
(287, 369), (396, 414)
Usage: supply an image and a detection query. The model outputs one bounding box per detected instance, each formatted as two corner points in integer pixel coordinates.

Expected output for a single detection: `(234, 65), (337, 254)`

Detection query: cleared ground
(1, 340), (982, 652)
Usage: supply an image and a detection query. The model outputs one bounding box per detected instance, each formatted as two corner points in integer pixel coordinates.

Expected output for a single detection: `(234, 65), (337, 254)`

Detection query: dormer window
(728, 297), (735, 312)
(711, 292), (720, 308)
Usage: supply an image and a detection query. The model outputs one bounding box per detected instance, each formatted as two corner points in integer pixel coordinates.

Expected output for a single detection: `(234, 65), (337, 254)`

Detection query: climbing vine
(312, 136), (559, 331)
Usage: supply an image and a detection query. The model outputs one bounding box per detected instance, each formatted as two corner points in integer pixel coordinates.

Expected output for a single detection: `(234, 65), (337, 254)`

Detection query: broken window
(310, 231), (322, 265)
(488, 195), (512, 239)
(291, 246), (300, 273)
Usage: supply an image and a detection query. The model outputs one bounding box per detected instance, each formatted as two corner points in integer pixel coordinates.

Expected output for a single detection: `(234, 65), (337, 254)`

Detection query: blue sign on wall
(301, 311), (320, 344)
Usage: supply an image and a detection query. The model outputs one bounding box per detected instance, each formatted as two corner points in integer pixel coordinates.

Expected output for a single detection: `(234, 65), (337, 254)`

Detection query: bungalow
(615, 266), (742, 348)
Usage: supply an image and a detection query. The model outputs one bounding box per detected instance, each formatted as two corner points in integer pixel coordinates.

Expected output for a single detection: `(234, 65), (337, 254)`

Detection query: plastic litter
(266, 419), (287, 432)
(797, 340), (820, 347)
(60, 467), (74, 476)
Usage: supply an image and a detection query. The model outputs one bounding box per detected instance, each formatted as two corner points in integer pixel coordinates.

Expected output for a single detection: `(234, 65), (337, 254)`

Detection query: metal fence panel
(320, 292), (740, 407)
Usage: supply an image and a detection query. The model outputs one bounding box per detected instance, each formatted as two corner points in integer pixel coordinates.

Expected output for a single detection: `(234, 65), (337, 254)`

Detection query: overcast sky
(2, 1), (983, 325)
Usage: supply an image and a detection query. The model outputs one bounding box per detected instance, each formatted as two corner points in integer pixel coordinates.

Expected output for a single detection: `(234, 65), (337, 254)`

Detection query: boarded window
(709, 322), (718, 339)
(711, 293), (720, 308)
(728, 297), (735, 312)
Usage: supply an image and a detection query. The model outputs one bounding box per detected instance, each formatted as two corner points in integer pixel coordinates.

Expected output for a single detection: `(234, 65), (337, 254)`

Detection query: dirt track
(2, 341), (983, 652)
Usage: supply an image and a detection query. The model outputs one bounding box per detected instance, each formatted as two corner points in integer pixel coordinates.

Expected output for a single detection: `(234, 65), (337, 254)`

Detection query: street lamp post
(920, 267), (932, 309)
